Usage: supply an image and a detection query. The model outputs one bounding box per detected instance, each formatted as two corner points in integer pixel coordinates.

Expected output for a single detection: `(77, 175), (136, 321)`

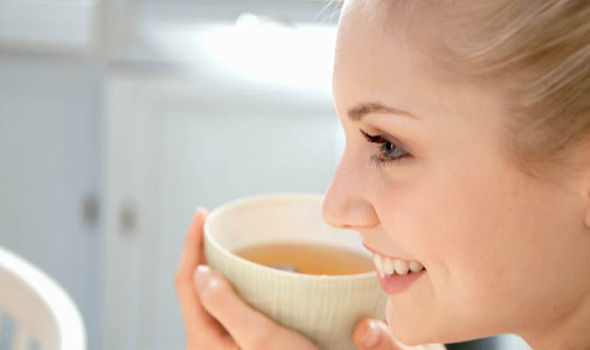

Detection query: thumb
(354, 319), (404, 350)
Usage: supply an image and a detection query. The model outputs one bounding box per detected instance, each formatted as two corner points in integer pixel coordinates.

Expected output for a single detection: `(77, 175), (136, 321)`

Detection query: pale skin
(175, 0), (590, 349)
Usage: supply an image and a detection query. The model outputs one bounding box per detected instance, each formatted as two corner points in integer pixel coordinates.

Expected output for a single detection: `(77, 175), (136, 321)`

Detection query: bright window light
(198, 14), (337, 89)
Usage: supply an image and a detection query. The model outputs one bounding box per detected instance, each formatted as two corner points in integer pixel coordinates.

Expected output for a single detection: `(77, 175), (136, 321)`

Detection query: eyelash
(360, 129), (411, 167)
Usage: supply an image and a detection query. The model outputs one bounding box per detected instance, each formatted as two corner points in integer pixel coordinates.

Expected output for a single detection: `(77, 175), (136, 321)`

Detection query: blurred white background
(0, 1), (530, 349)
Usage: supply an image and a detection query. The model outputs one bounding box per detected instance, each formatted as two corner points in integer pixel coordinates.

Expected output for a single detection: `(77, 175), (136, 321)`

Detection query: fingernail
(194, 265), (213, 293)
(362, 320), (381, 349)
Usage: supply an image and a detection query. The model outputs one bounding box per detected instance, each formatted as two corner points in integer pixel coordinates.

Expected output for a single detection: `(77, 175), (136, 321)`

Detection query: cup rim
(203, 192), (377, 281)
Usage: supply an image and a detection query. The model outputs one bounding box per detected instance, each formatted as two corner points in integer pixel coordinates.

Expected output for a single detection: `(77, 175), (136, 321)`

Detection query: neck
(521, 294), (590, 350)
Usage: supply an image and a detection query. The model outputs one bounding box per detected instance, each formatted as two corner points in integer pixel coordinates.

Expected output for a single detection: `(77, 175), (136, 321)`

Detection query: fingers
(195, 265), (318, 350)
(174, 208), (226, 341)
(177, 207), (208, 276)
(194, 264), (278, 349)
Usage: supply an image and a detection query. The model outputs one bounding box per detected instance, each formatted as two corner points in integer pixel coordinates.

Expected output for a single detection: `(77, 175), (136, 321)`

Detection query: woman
(175, 1), (590, 349)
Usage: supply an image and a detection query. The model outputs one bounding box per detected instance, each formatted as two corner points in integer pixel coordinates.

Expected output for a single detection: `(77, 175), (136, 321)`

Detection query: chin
(388, 326), (434, 347)
(386, 300), (432, 345)
(386, 300), (455, 346)
(387, 315), (492, 347)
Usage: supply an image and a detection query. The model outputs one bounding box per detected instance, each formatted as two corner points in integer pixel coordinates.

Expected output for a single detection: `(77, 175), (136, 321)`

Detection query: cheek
(378, 152), (586, 336)
(376, 161), (509, 276)
(413, 164), (531, 297)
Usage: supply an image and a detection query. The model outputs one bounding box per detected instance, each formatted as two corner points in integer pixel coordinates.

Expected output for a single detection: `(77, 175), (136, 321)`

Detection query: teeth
(382, 257), (395, 275)
(394, 260), (409, 275)
(373, 254), (383, 272)
(371, 253), (424, 276)
(409, 261), (424, 273)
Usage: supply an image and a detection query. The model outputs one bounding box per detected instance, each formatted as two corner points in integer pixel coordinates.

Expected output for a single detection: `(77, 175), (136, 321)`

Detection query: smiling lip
(362, 241), (426, 294)
(376, 270), (426, 294)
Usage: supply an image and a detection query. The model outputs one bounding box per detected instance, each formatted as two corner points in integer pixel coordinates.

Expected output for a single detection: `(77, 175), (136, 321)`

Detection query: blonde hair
(402, 1), (590, 177)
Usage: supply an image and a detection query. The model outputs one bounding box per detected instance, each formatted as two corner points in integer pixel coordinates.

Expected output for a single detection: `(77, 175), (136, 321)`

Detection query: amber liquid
(234, 242), (374, 275)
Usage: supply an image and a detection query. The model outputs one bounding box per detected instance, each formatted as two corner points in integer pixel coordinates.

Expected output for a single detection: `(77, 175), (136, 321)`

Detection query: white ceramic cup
(203, 193), (387, 350)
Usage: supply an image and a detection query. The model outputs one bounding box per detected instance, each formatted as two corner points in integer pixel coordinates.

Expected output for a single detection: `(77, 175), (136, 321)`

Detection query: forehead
(332, 0), (509, 145)
(333, 0), (442, 118)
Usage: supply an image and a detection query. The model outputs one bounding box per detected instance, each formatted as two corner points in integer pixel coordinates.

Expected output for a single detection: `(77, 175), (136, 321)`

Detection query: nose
(322, 149), (379, 229)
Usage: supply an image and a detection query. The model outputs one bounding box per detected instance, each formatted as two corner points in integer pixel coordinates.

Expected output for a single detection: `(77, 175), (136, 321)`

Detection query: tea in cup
(203, 193), (387, 350)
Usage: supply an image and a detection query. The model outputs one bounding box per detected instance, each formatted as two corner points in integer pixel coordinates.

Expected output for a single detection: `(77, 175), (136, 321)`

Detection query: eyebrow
(347, 102), (419, 121)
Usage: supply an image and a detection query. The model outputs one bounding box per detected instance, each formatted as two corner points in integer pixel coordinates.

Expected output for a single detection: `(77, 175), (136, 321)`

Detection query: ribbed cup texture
(205, 234), (388, 350)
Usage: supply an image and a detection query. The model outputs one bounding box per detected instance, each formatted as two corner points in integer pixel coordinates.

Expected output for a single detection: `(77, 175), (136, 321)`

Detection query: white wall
(0, 56), (103, 350)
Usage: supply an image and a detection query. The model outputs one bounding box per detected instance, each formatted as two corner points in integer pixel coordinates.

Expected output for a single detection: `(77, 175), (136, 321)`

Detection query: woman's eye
(380, 141), (407, 159)
(360, 129), (411, 167)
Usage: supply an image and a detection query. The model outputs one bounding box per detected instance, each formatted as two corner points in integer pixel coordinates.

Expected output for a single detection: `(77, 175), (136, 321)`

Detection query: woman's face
(322, 0), (590, 346)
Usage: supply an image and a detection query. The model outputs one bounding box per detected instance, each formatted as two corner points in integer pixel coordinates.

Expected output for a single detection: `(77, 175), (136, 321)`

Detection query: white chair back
(0, 246), (86, 350)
